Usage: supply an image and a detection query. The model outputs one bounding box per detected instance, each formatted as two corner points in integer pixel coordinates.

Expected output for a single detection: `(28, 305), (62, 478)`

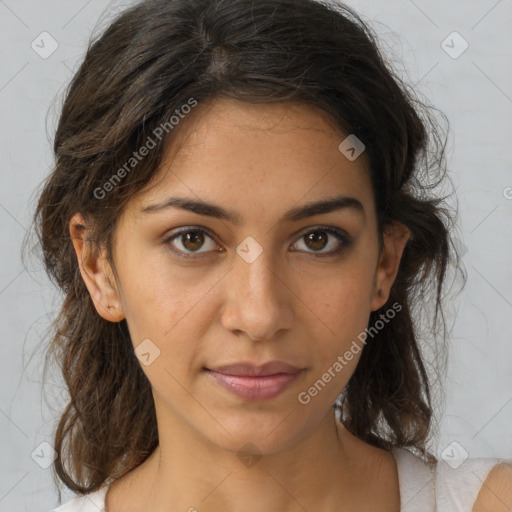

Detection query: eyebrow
(140, 195), (365, 224)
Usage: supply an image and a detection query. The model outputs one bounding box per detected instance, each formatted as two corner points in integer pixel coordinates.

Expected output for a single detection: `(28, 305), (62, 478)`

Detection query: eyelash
(162, 225), (353, 260)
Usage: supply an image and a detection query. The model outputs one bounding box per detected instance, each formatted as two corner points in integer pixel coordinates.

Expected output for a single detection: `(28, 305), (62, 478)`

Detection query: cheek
(305, 265), (375, 327)
(299, 262), (376, 368)
(117, 248), (196, 336)
(118, 261), (217, 378)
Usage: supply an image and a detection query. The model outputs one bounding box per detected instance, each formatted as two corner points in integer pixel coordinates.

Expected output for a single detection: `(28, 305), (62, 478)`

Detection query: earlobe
(69, 212), (125, 322)
(370, 221), (410, 311)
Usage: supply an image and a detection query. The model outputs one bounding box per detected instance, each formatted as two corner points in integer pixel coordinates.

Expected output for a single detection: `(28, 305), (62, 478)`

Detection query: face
(71, 98), (409, 456)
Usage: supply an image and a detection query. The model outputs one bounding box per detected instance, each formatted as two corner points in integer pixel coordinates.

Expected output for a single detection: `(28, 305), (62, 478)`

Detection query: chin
(201, 409), (314, 456)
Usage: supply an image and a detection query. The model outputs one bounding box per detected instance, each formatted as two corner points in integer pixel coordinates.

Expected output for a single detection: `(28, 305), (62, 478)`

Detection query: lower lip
(205, 370), (302, 401)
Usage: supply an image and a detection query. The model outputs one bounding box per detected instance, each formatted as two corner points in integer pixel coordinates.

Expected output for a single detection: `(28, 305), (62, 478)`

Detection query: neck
(108, 408), (367, 512)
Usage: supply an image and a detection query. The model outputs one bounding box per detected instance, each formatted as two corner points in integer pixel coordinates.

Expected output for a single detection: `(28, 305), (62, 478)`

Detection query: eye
(290, 226), (353, 257)
(163, 227), (220, 259)
(163, 226), (353, 259)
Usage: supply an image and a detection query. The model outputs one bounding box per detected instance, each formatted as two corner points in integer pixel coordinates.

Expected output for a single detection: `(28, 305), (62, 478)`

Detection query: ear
(69, 212), (125, 322)
(370, 221), (410, 311)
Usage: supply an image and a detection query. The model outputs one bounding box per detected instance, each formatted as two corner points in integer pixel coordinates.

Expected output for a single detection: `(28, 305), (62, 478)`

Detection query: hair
(29, 0), (464, 499)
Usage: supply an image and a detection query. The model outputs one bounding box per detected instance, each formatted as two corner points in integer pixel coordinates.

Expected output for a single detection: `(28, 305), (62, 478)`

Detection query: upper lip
(206, 361), (303, 376)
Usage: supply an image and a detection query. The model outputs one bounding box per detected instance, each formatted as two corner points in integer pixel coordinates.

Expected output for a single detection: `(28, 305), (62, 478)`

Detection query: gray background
(1, 0), (511, 509)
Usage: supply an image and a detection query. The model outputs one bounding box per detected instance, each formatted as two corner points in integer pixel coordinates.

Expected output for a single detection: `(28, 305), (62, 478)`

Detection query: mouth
(203, 361), (306, 401)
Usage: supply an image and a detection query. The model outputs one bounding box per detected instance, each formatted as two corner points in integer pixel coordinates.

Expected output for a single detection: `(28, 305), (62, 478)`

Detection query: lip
(204, 361), (305, 401)
(207, 361), (303, 376)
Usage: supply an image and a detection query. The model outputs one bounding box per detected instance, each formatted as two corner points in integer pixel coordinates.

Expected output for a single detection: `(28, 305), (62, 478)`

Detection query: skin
(70, 98), (410, 511)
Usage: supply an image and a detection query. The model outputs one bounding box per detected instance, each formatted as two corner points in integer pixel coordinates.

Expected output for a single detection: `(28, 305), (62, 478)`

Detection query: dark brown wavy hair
(28, 0), (464, 500)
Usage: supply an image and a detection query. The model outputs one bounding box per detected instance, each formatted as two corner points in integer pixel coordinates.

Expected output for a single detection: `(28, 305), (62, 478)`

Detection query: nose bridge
(234, 234), (280, 301)
(222, 233), (292, 340)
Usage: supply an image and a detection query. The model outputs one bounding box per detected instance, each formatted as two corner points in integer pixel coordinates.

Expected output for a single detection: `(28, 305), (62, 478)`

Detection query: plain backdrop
(0, 0), (511, 510)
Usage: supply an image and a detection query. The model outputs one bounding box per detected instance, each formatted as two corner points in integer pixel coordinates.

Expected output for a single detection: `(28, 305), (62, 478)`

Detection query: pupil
(183, 231), (204, 251)
(306, 231), (327, 251)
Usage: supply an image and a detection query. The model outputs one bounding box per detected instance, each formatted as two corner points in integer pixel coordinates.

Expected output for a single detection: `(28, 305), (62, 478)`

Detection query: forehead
(128, 98), (374, 223)
(166, 97), (358, 162)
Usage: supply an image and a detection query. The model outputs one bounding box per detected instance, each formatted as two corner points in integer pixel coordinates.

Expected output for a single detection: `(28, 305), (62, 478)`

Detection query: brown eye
(163, 225), (352, 260)
(304, 231), (329, 251)
(291, 227), (353, 257)
(164, 228), (220, 258)
(181, 231), (205, 252)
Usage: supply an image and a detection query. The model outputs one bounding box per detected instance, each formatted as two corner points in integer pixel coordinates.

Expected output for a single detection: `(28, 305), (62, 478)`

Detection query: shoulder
(472, 462), (512, 512)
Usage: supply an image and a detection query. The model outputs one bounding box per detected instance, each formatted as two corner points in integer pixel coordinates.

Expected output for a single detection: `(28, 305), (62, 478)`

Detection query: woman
(33, 0), (511, 510)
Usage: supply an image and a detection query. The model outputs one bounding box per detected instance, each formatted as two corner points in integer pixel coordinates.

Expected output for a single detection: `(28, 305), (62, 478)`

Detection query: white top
(50, 448), (508, 512)
(391, 447), (506, 512)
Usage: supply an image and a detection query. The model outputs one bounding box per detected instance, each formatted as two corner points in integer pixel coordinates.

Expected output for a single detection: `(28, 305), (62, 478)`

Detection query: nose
(220, 239), (295, 341)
